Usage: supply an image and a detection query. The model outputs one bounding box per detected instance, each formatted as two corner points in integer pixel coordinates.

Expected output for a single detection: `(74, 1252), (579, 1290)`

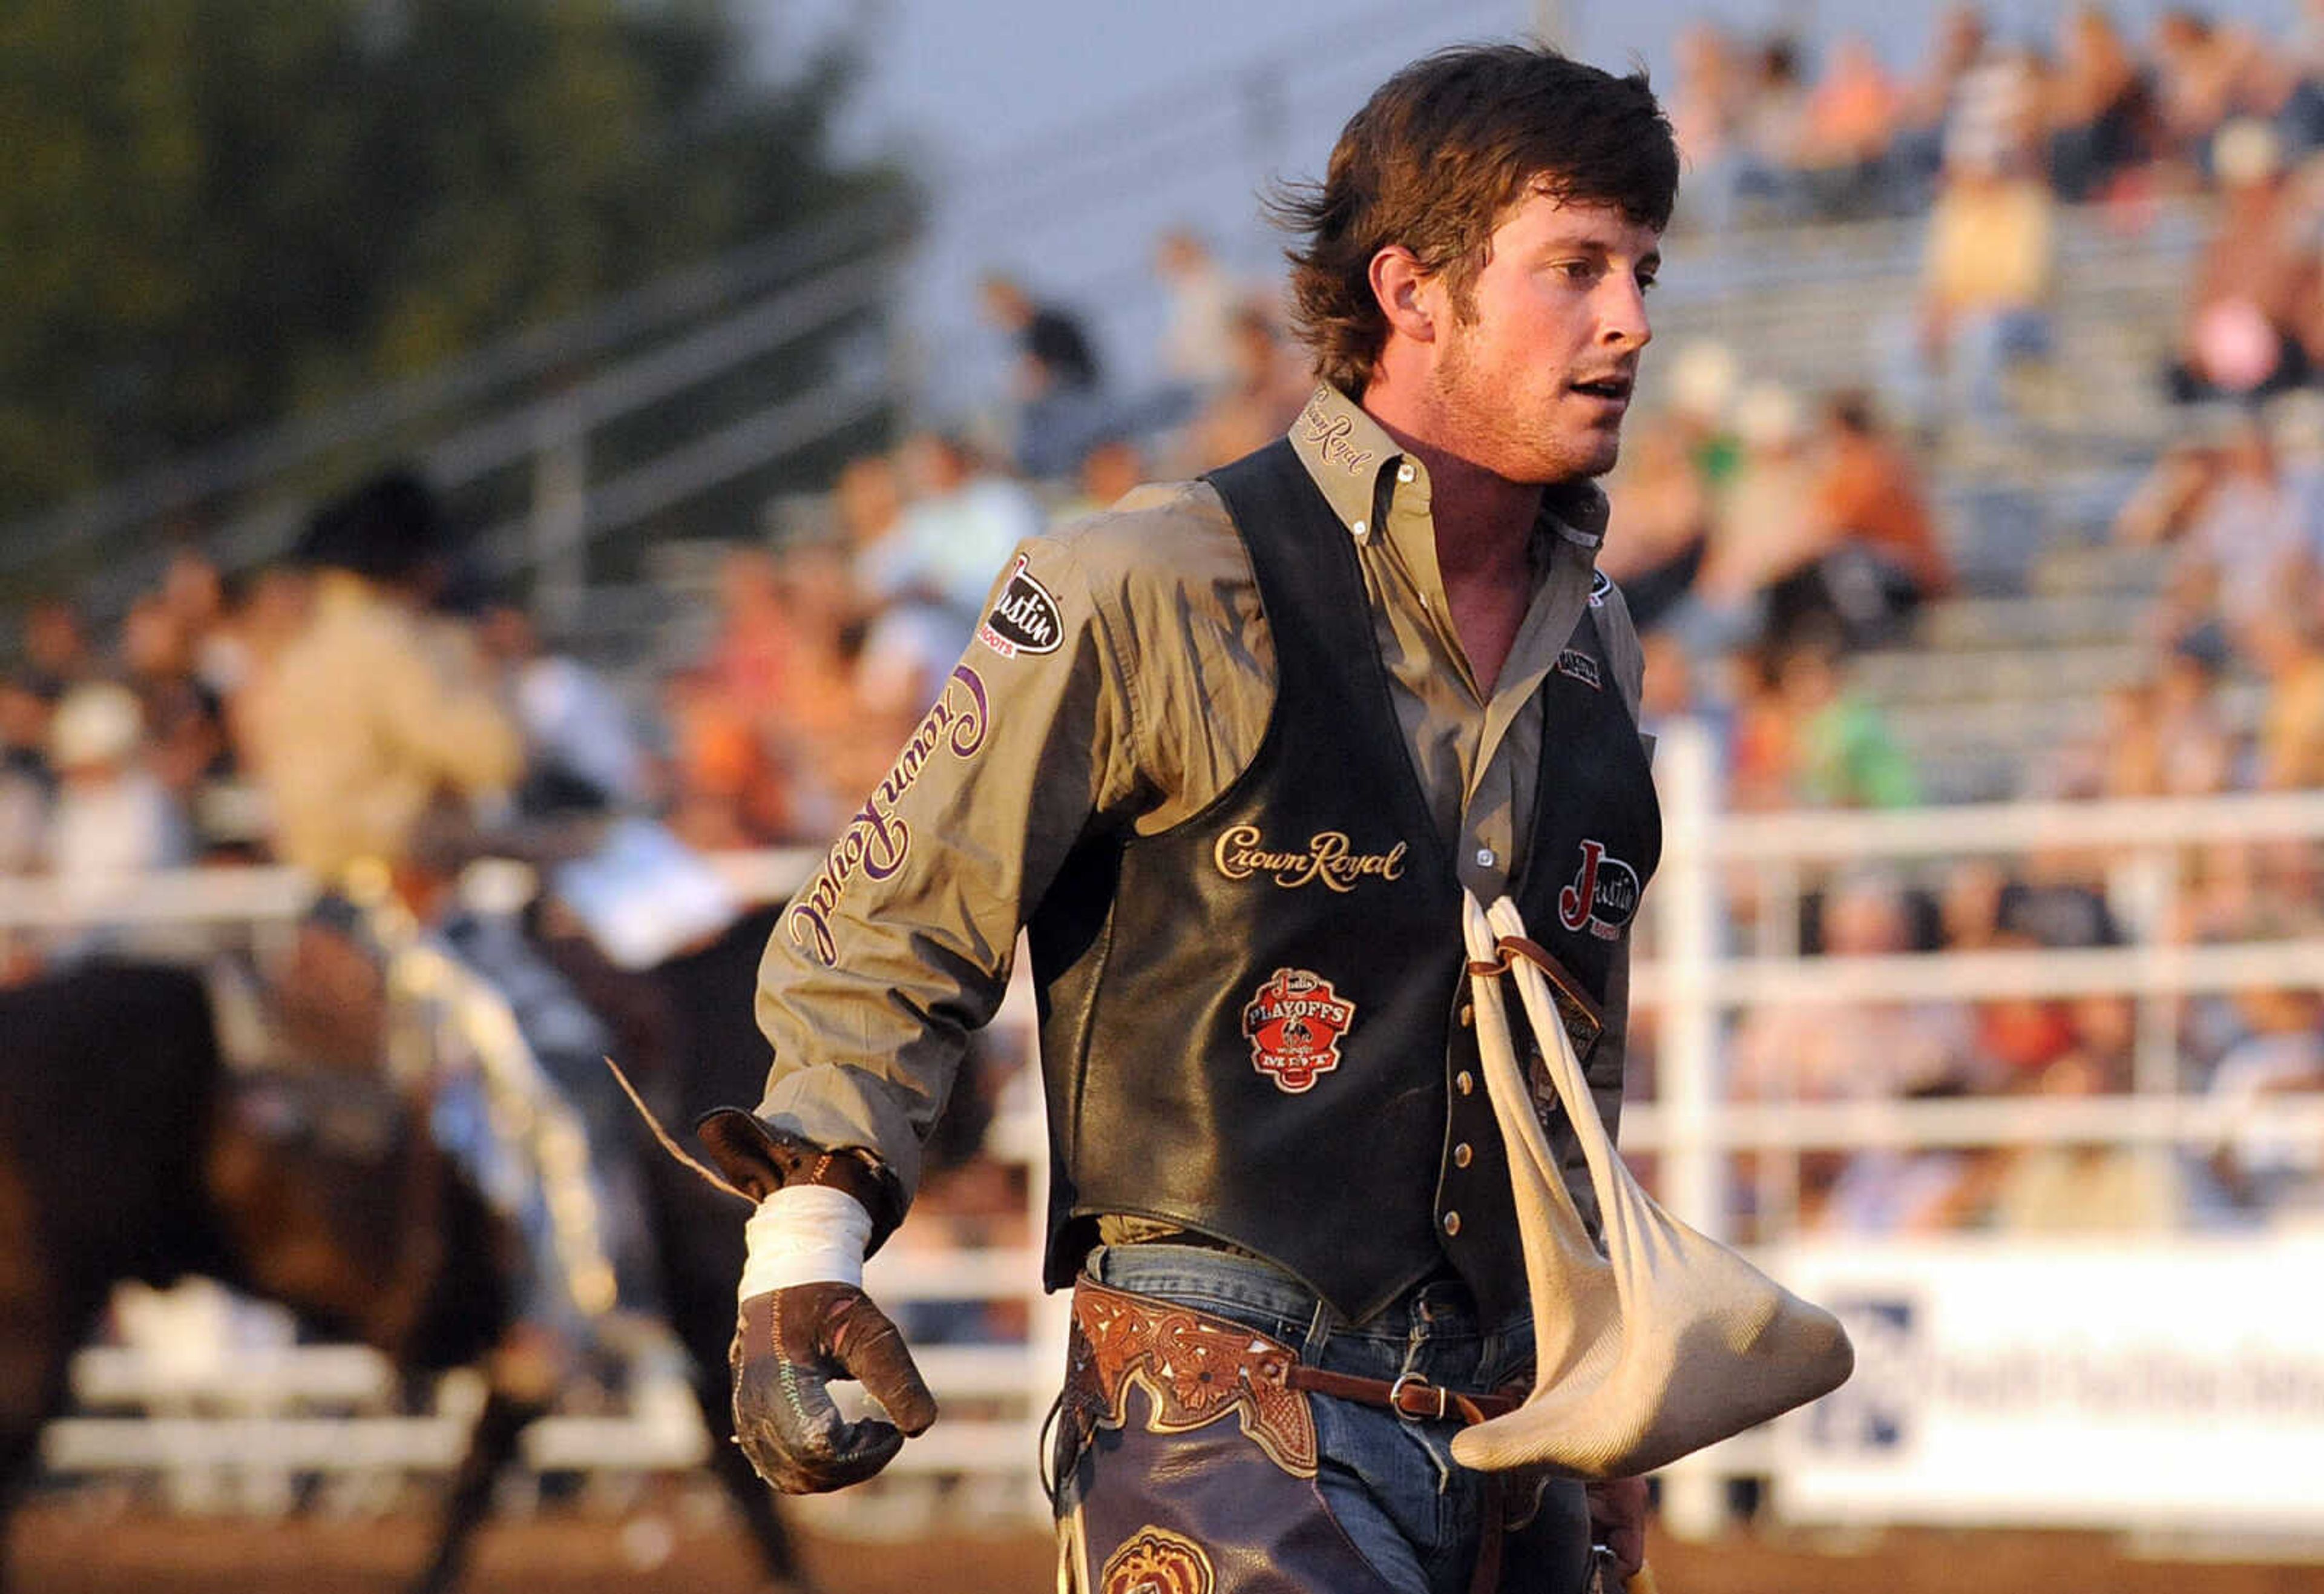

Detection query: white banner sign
(1772, 1236), (2324, 1529)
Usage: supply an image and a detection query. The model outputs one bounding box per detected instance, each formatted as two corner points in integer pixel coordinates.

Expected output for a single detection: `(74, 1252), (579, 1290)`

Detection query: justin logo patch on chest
(1557, 838), (1641, 941)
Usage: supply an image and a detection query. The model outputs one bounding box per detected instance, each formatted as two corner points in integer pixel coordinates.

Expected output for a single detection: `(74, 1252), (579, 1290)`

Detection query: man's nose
(1600, 280), (1651, 349)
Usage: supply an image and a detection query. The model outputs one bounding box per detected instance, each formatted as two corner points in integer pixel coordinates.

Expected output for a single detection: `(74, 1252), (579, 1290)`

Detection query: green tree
(0, 0), (905, 520)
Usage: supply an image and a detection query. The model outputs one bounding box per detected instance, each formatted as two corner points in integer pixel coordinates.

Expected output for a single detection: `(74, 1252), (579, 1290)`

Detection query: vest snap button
(1453, 1142), (1472, 1168)
(1442, 1210), (1462, 1236)
(1458, 1003), (1474, 1027)
(1456, 1071), (1474, 1096)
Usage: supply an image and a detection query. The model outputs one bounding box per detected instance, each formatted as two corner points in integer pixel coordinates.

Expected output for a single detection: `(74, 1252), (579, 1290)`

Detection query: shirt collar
(1285, 383), (1610, 556)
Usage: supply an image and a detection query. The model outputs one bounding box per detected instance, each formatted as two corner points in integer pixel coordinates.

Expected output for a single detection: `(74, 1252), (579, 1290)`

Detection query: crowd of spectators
(1672, 2), (2324, 228)
(1612, 361), (2324, 1240)
(1678, 4), (2324, 428)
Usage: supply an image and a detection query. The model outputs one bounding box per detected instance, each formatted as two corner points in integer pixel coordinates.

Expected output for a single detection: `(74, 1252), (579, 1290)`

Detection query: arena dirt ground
(11, 1503), (2324, 1594)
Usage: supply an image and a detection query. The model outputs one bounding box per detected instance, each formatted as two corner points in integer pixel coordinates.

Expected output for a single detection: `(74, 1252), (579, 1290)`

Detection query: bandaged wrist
(740, 1185), (873, 1302)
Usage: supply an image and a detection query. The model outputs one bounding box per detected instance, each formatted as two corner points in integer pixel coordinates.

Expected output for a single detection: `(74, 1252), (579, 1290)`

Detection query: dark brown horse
(0, 915), (807, 1593)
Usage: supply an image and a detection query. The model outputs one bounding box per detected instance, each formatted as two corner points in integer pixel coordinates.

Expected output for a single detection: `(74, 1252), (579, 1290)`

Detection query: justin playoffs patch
(1241, 968), (1354, 1094)
(977, 553), (1063, 657)
(1589, 568), (1612, 608)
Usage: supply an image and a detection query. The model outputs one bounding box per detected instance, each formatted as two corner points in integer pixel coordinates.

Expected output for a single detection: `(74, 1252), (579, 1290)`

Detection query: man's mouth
(1570, 376), (1633, 401)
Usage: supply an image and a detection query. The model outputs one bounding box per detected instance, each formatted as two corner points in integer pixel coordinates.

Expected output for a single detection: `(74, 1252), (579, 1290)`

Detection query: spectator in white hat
(45, 680), (188, 892)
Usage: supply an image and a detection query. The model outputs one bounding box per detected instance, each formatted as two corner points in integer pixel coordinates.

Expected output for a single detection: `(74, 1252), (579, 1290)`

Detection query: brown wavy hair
(1273, 44), (1678, 395)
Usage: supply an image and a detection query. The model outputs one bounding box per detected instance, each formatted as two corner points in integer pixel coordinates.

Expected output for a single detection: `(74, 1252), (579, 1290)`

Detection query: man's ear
(1369, 246), (1439, 345)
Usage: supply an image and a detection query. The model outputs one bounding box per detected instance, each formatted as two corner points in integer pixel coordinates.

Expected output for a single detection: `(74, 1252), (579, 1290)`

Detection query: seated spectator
(0, 679), (51, 877)
(661, 665), (785, 849)
(1887, 124), (2056, 433)
(19, 598), (91, 705)
(120, 594), (230, 808)
(1722, 644), (1799, 814)
(2148, 9), (2262, 170)
(2280, 0), (2324, 154)
(2176, 415), (2313, 638)
(1667, 22), (1748, 228)
(757, 543), (884, 832)
(832, 450), (972, 724)
(1888, 5), (1990, 205)
(1178, 304), (1311, 472)
(1986, 1048), (2182, 1234)
(2250, 605), (2324, 787)
(2165, 121), (2315, 403)
(1943, 40), (2047, 184)
(2203, 987), (2324, 1216)
(1682, 383), (1828, 651)
(890, 429), (1045, 652)
(45, 681), (188, 889)
(160, 550), (240, 702)
(704, 545), (789, 714)
(1728, 869), (1978, 1107)
(1154, 228), (1246, 403)
(1664, 340), (1744, 488)
(1798, 390), (1952, 646)
(1731, 36), (1815, 222)
(1797, 35), (1900, 215)
(1597, 417), (1711, 633)
(1937, 857), (2011, 952)
(2047, 5), (2153, 202)
(2111, 436), (2224, 547)
(2153, 633), (2240, 795)
(832, 450), (908, 568)
(979, 272), (1108, 478)
(1777, 633), (1922, 809)
(478, 603), (651, 815)
(1061, 435), (1149, 523)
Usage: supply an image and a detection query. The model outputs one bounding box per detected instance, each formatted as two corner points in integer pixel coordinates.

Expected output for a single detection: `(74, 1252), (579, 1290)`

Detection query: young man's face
(1428, 190), (1660, 485)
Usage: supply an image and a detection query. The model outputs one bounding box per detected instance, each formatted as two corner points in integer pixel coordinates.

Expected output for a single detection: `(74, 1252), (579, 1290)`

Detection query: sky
(747, 0), (2302, 420)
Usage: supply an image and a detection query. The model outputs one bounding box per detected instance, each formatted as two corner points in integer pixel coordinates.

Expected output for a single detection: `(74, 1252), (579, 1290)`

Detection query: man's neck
(1361, 409), (1542, 587)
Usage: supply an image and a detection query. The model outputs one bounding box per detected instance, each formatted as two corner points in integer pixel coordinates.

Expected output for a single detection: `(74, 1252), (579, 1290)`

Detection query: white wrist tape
(739, 1185), (873, 1303)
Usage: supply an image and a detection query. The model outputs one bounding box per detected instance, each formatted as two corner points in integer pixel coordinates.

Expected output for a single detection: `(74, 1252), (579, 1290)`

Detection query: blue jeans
(1072, 1244), (1592, 1594)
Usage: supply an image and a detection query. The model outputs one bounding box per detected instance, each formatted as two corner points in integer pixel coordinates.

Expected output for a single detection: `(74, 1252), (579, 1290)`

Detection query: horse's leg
(0, 1405), (41, 1594)
(0, 1334), (72, 1594)
(0, 1164), (75, 1594)
(406, 1383), (546, 1594)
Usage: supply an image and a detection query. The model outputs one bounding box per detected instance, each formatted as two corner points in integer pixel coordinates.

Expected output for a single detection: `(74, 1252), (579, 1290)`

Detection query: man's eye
(1637, 274), (1659, 294)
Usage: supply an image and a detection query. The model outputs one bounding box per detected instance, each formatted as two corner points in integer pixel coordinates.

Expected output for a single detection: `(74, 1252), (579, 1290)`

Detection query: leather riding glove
(730, 1281), (938, 1494)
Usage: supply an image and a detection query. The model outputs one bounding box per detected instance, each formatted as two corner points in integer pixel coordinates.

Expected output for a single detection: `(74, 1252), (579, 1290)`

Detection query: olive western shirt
(752, 384), (1647, 1209)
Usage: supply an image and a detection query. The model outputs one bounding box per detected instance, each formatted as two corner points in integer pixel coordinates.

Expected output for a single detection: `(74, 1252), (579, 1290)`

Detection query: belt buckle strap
(1388, 1371), (1451, 1423)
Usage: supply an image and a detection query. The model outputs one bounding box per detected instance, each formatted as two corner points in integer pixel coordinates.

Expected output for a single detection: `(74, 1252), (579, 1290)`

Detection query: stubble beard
(1431, 324), (1621, 487)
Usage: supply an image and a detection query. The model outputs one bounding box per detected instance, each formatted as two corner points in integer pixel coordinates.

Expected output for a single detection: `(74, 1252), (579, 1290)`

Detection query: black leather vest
(1028, 440), (1660, 1325)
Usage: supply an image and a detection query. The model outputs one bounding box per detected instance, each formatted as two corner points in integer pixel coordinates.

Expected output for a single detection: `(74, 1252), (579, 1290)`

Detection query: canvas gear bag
(1451, 893), (1854, 1479)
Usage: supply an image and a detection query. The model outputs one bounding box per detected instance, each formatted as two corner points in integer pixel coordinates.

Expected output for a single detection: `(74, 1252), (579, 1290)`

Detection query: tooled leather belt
(1060, 1276), (1535, 1593)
